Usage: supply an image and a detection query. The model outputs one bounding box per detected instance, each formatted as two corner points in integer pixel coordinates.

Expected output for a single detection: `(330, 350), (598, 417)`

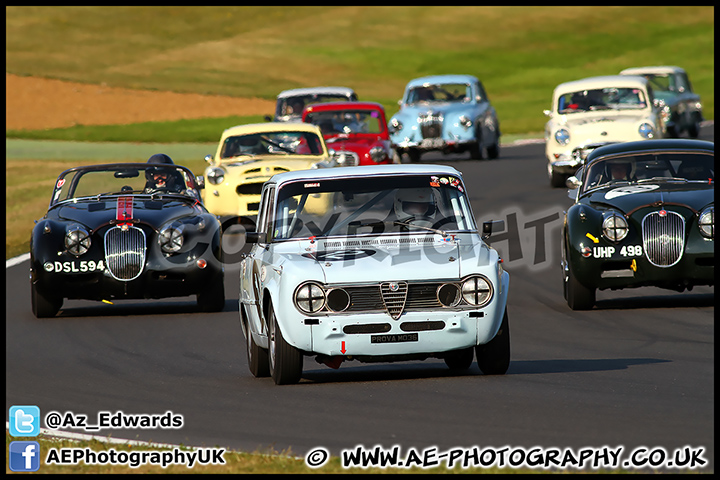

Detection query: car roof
(405, 74), (478, 87)
(303, 101), (385, 113)
(585, 139), (714, 165)
(407, 74), (478, 88)
(277, 86), (356, 98)
(269, 163), (463, 185)
(220, 122), (322, 138)
(619, 66), (686, 76)
(553, 75), (649, 93)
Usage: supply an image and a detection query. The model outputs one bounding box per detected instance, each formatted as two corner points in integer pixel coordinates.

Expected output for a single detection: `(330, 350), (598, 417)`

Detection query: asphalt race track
(6, 126), (714, 472)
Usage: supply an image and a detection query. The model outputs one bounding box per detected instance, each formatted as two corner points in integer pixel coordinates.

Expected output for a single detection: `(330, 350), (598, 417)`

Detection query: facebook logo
(9, 441), (41, 472)
(9, 405), (41, 436)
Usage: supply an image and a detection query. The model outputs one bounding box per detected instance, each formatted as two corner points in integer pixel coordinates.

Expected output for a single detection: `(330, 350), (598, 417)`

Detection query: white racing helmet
(394, 187), (437, 226)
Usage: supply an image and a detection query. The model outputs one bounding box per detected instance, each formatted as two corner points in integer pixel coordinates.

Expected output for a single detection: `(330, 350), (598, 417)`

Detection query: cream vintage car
(202, 122), (337, 230)
(544, 75), (665, 187)
(619, 66), (703, 139)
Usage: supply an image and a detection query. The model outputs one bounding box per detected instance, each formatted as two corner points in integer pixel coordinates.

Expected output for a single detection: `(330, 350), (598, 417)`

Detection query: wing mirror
(543, 109), (552, 117)
(566, 175), (582, 189)
(204, 154), (214, 165)
(482, 220), (505, 240)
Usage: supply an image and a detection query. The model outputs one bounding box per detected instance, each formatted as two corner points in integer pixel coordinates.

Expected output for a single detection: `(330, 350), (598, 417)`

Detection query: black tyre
(687, 119), (700, 139)
(31, 282), (62, 318)
(407, 148), (421, 163)
(486, 138), (500, 159)
(268, 303), (303, 385)
(197, 274), (225, 312)
(242, 307), (269, 378)
(475, 309), (510, 375)
(548, 163), (566, 188)
(565, 263), (596, 310)
(443, 347), (474, 370)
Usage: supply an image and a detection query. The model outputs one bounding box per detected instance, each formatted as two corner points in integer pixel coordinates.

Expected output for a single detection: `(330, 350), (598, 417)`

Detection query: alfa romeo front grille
(380, 282), (408, 319)
(642, 210), (685, 267)
(104, 225), (146, 281)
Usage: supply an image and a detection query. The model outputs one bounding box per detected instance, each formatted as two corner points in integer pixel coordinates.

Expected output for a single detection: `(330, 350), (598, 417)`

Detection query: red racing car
(302, 101), (396, 166)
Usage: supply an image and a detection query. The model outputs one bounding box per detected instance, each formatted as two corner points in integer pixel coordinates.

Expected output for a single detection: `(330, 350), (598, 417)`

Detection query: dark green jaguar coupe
(561, 139), (714, 310)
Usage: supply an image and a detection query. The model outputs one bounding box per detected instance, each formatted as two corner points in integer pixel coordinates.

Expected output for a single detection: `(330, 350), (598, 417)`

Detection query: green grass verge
(6, 6), (714, 137)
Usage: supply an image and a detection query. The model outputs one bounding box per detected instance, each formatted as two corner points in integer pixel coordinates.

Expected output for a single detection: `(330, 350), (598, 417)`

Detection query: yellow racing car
(202, 122), (337, 230)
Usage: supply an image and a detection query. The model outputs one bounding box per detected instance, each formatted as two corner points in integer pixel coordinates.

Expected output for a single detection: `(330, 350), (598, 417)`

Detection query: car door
(242, 183), (276, 339)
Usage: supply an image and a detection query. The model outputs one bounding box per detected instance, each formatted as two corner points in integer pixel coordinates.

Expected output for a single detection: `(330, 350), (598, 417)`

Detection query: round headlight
(390, 118), (403, 131)
(638, 123), (655, 139)
(458, 115), (473, 129)
(326, 288), (350, 312)
(699, 206), (714, 239)
(602, 213), (629, 242)
(294, 282), (326, 314)
(206, 167), (225, 185)
(461, 276), (493, 307)
(369, 146), (386, 163)
(437, 283), (461, 307)
(158, 224), (184, 253)
(65, 226), (91, 256)
(554, 128), (570, 146)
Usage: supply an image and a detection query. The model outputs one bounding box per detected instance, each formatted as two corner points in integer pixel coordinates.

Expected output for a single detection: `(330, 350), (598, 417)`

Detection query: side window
(676, 73), (690, 93)
(257, 186), (276, 241)
(476, 82), (487, 102)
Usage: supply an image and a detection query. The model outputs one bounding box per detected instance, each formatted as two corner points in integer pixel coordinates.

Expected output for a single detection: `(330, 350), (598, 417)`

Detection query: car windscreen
(557, 87), (647, 113)
(220, 132), (324, 159)
(582, 152), (714, 191)
(272, 174), (476, 240)
(51, 166), (196, 205)
(305, 109), (384, 135)
(407, 83), (471, 104)
(278, 94), (354, 118)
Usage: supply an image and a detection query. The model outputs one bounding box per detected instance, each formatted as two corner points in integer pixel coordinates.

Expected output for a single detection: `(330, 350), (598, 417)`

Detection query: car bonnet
(50, 196), (203, 229)
(581, 182), (714, 214)
(272, 234), (480, 284)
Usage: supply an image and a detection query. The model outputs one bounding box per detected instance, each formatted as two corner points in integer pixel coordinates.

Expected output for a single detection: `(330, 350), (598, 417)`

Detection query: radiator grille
(340, 282), (450, 316)
(642, 210), (685, 267)
(332, 150), (360, 167)
(380, 282), (408, 319)
(419, 113), (443, 138)
(104, 226), (146, 281)
(236, 182), (264, 196)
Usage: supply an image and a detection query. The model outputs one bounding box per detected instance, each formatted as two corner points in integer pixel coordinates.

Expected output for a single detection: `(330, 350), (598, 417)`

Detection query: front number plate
(420, 138), (444, 148)
(371, 333), (418, 344)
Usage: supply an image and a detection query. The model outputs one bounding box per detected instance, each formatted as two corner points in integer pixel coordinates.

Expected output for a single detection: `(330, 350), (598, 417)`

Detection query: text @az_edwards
(44, 410), (183, 432)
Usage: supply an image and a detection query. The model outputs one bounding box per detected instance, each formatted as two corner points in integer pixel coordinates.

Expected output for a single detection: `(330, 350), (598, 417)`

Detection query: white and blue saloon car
(239, 164), (510, 384)
(388, 74), (501, 162)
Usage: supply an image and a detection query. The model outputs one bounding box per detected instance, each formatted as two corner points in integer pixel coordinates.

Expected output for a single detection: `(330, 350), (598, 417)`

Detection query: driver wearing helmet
(393, 187), (437, 228)
(144, 153), (184, 193)
(604, 158), (635, 184)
